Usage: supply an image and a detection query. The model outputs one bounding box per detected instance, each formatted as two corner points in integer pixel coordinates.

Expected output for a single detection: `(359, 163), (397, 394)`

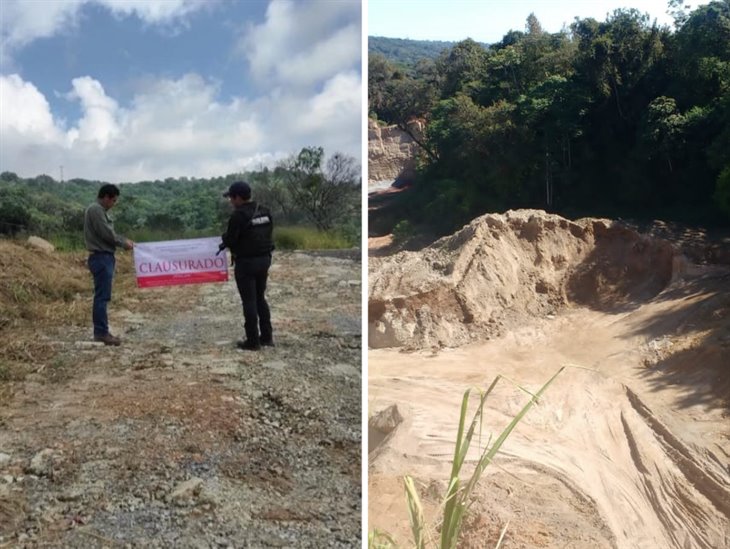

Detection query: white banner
(133, 237), (228, 288)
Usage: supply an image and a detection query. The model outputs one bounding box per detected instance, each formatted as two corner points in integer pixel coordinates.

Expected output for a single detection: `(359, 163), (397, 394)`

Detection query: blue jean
(88, 253), (115, 337)
(234, 254), (272, 344)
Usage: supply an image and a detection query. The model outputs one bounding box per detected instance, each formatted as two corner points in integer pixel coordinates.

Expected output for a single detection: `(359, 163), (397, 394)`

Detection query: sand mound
(369, 209), (729, 547)
(369, 209), (676, 349)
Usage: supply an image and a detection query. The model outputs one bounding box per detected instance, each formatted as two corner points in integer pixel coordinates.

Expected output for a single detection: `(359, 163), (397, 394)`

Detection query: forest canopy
(0, 147), (361, 249)
(368, 1), (730, 235)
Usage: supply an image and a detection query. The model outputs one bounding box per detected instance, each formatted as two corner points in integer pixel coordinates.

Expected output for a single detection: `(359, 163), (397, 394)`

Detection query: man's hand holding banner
(133, 237), (228, 288)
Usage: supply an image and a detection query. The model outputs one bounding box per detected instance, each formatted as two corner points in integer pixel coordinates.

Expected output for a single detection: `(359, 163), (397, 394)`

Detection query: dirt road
(0, 249), (361, 548)
(368, 210), (729, 548)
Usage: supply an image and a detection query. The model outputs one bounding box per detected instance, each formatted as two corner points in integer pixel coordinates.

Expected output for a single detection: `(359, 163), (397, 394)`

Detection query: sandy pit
(368, 209), (729, 548)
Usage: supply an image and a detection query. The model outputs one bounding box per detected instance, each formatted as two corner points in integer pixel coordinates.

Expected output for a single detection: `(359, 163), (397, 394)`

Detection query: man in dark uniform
(220, 181), (275, 350)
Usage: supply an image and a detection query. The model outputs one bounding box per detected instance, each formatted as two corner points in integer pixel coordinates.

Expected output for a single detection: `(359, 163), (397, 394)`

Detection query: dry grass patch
(0, 490), (27, 539)
(0, 240), (202, 387)
(0, 239), (201, 328)
(0, 240), (90, 386)
(0, 240), (88, 326)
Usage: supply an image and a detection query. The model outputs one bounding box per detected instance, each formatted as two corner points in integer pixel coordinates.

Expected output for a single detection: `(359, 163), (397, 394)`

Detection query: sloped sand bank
(368, 210), (729, 548)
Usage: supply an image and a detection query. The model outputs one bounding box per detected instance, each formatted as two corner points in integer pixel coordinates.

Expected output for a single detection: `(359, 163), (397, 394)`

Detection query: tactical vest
(234, 202), (274, 257)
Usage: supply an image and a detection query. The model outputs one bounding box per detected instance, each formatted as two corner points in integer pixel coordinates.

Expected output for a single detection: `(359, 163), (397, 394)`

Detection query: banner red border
(136, 271), (228, 288)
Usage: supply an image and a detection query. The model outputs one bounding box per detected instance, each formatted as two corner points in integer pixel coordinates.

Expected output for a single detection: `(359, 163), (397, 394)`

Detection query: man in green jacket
(84, 184), (134, 346)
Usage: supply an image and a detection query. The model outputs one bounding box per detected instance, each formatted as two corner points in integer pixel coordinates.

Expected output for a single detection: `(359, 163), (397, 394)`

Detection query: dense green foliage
(0, 147), (361, 249)
(369, 36), (458, 70)
(369, 2), (730, 235)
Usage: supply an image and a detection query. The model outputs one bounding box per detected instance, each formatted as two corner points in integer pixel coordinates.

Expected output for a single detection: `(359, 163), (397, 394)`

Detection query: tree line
(369, 36), (458, 68)
(369, 1), (730, 235)
(0, 147), (361, 247)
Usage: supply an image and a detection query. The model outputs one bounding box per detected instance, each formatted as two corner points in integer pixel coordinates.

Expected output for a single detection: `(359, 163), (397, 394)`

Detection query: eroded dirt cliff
(368, 119), (421, 186)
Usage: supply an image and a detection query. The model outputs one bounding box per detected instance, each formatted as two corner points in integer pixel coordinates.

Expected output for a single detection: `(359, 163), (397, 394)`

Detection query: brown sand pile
(369, 209), (676, 349)
(368, 210), (729, 548)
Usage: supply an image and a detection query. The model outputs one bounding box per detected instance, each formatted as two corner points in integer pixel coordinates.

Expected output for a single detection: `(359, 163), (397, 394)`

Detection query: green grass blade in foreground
(368, 529), (397, 549)
(404, 475), (427, 549)
(440, 375), (502, 548)
(440, 387), (471, 547)
(440, 367), (566, 549)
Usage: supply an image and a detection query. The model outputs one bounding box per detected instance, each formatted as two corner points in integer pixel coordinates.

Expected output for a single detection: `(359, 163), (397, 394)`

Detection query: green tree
(368, 2), (729, 229)
(279, 147), (360, 231)
(369, 53), (394, 118)
(369, 52), (439, 160)
(379, 77), (439, 160)
(639, 96), (687, 172)
(0, 171), (19, 182)
(437, 39), (489, 99)
(0, 187), (32, 235)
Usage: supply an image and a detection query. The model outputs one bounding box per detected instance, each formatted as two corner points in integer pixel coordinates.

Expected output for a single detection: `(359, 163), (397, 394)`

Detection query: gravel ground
(0, 250), (362, 548)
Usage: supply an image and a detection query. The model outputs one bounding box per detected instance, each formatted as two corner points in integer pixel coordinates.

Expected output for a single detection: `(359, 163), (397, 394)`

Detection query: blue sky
(368, 0), (698, 42)
(1, 0), (362, 183)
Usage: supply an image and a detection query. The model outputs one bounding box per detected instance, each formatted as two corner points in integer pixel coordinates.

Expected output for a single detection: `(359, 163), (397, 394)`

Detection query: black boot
(237, 339), (261, 351)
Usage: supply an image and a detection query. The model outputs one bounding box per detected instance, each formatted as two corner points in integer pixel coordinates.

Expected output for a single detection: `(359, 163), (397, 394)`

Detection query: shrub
(274, 226), (353, 250)
(392, 220), (414, 244)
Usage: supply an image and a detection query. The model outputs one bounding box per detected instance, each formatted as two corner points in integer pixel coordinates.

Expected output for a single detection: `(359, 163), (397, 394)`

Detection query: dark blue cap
(223, 181), (251, 199)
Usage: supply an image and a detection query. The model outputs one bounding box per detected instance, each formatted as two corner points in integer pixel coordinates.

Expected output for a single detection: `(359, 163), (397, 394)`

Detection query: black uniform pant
(234, 254), (272, 344)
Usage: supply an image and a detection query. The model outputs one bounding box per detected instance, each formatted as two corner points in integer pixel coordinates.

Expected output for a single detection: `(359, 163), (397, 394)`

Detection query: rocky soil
(0, 249), (362, 548)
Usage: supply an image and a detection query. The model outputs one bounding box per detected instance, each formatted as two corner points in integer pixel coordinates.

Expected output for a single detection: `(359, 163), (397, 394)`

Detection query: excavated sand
(368, 210), (729, 548)
(369, 210), (677, 350)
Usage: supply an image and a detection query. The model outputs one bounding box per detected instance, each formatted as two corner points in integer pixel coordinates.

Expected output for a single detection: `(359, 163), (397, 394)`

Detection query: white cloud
(242, 0), (361, 88)
(0, 0), (72, 44)
(0, 69), (361, 182)
(286, 70), (363, 156)
(67, 76), (120, 148)
(99, 0), (210, 23)
(0, 1), (362, 182)
(0, 74), (63, 140)
(0, 0), (208, 65)
(0, 73), (287, 181)
(0, 74), (67, 178)
(276, 23), (361, 87)
(0, 0), (83, 66)
(118, 74), (264, 159)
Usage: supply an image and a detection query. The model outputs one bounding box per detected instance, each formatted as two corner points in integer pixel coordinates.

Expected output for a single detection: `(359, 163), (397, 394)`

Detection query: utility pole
(59, 165), (64, 182)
